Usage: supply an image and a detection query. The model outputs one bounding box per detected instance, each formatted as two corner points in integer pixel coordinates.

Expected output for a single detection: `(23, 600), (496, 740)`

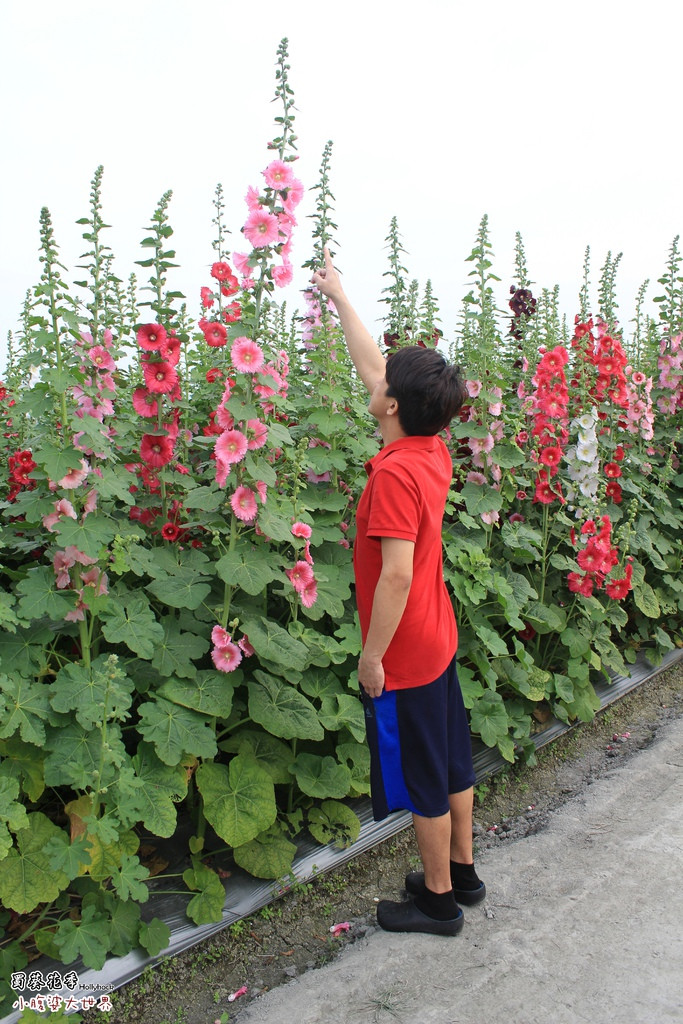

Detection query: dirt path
(99, 662), (683, 1024)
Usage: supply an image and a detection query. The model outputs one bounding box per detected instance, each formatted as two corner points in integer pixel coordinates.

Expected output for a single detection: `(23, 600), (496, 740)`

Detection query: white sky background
(1, 0), (681, 373)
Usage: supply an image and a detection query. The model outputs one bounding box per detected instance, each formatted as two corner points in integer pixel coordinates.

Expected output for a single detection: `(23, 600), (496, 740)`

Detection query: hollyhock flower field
(0, 40), (681, 984)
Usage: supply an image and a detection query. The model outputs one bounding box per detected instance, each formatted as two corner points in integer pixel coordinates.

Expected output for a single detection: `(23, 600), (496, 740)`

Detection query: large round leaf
(196, 756), (276, 847)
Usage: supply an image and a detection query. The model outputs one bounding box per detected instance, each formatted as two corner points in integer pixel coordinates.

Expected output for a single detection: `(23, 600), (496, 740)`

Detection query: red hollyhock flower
(614, 445), (625, 461)
(140, 434), (174, 468)
(206, 368), (223, 383)
(568, 571), (594, 597)
(201, 286), (215, 309)
(200, 320), (228, 348)
(161, 522), (181, 541)
(143, 360), (178, 394)
(221, 275), (240, 297)
(605, 480), (623, 503)
(211, 262), (233, 282)
(222, 301), (242, 324)
(137, 323), (167, 351)
(604, 462), (622, 479)
(132, 387), (159, 418)
(160, 334), (181, 367)
(539, 445), (563, 470)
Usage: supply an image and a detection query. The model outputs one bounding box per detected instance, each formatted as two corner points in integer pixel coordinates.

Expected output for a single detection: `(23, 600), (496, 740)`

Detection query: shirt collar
(365, 434), (441, 474)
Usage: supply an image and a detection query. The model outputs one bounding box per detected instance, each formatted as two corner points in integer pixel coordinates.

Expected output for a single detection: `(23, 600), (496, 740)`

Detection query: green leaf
(249, 672), (324, 741)
(461, 481), (504, 516)
(107, 897), (142, 957)
(0, 675), (52, 746)
(336, 741), (371, 796)
(15, 566), (75, 621)
(0, 776), (28, 834)
(44, 833), (91, 880)
(219, 729), (295, 785)
(110, 852), (150, 902)
(137, 697), (218, 765)
(307, 800), (361, 849)
(560, 626), (591, 658)
(469, 692), (510, 748)
(196, 757), (276, 847)
(0, 737), (46, 801)
(138, 917), (171, 956)
(43, 721), (126, 788)
(33, 442), (84, 482)
(146, 573), (212, 611)
(54, 513), (117, 558)
(290, 753), (352, 798)
(158, 669), (236, 718)
(49, 655), (134, 729)
(183, 485), (226, 511)
(101, 593), (165, 659)
(299, 667), (344, 701)
(242, 616), (309, 670)
(234, 823), (297, 879)
(0, 592), (19, 632)
(473, 625), (508, 658)
(318, 694), (366, 742)
(525, 601), (567, 634)
(54, 903), (111, 969)
(183, 861), (225, 925)
(151, 617), (209, 678)
(632, 580), (660, 618)
(0, 626), (52, 677)
(130, 742), (188, 838)
(216, 548), (283, 595)
(489, 442), (525, 469)
(0, 813), (69, 913)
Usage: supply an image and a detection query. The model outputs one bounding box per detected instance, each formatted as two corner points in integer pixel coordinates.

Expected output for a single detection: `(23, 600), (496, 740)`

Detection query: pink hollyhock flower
(272, 261), (294, 288)
(245, 186), (262, 211)
(232, 337), (265, 374)
(137, 323), (167, 351)
(43, 498), (78, 532)
(263, 159), (294, 190)
(466, 471), (487, 486)
(83, 488), (98, 516)
(201, 286), (215, 309)
(238, 635), (255, 657)
(88, 346), (116, 372)
(243, 208), (280, 248)
(631, 370), (647, 385)
(58, 459), (90, 490)
(140, 434), (175, 468)
(291, 521), (312, 539)
(64, 600), (87, 622)
(211, 261), (233, 282)
(232, 252), (251, 276)
(230, 485), (258, 522)
(212, 641), (243, 673)
(227, 986), (248, 1003)
(329, 922), (350, 937)
(466, 380), (482, 398)
(283, 178), (304, 212)
(481, 510), (500, 525)
(211, 625), (231, 648)
(143, 360), (178, 394)
(241, 276), (256, 291)
(301, 578), (318, 608)
(286, 560), (315, 594)
(246, 418), (268, 450)
(132, 387), (159, 418)
(255, 480), (268, 504)
(215, 459), (231, 488)
(214, 429), (248, 465)
(216, 404), (234, 431)
(81, 566), (108, 596)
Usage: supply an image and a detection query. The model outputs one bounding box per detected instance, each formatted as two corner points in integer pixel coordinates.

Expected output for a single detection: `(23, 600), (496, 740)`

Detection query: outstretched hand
(311, 247), (344, 303)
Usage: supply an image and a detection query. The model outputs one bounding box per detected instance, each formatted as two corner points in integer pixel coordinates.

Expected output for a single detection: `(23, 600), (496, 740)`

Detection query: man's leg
(449, 786), (474, 863)
(412, 811), (452, 893)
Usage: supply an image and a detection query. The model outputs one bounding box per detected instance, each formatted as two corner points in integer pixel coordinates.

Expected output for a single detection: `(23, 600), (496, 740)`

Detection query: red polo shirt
(353, 434), (457, 690)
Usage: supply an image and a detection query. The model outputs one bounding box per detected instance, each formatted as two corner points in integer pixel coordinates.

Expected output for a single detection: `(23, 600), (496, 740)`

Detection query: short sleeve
(366, 462), (421, 541)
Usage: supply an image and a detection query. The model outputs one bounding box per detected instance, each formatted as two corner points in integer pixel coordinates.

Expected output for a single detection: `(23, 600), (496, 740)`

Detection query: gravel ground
(84, 659), (683, 1024)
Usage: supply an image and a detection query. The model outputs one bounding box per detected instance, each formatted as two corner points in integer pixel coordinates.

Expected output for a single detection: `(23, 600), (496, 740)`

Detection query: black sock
(414, 886), (459, 921)
(451, 861), (481, 891)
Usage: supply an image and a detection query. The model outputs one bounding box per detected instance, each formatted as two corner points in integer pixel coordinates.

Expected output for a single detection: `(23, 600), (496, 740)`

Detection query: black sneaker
(377, 898), (464, 936)
(404, 871), (486, 906)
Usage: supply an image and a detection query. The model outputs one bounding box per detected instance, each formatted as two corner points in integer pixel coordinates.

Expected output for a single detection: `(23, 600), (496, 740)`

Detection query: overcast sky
(1, 0), (681, 372)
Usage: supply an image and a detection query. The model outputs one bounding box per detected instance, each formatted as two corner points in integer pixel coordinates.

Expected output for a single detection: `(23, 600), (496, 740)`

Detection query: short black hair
(385, 346), (466, 436)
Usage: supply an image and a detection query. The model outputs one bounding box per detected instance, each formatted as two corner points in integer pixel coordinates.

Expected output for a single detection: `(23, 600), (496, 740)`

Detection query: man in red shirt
(312, 250), (485, 935)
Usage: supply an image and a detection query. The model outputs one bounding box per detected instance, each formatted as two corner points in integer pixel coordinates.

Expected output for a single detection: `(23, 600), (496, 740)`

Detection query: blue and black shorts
(361, 655), (475, 821)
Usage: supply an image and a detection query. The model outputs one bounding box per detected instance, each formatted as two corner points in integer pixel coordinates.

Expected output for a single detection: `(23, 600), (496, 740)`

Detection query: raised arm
(311, 248), (387, 393)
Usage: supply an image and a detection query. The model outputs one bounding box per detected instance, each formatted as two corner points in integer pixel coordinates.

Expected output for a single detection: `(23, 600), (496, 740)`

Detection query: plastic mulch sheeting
(6, 647), (682, 1019)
